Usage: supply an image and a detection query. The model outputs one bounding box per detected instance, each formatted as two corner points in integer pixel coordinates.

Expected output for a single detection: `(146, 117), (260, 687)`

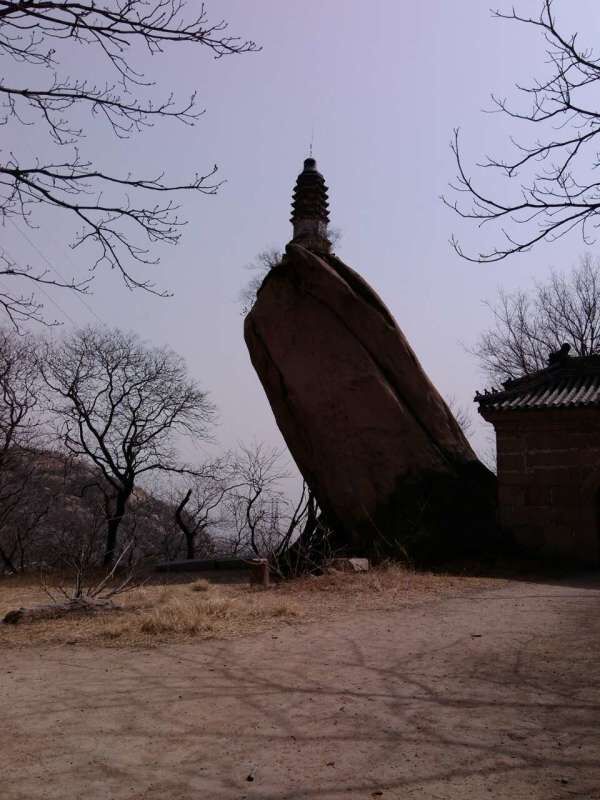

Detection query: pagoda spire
(290, 157), (331, 254)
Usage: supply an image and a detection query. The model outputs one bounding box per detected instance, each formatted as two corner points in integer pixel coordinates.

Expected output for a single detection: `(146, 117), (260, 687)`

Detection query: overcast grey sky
(5, 0), (600, 468)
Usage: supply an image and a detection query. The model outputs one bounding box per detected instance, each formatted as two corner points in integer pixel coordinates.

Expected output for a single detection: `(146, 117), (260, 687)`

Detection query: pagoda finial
(290, 156), (331, 255)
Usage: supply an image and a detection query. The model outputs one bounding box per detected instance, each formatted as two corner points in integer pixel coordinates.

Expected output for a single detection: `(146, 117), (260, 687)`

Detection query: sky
(4, 0), (600, 475)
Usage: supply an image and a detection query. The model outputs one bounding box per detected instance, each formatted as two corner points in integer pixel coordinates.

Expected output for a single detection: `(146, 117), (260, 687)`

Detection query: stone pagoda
(244, 155), (496, 564)
(290, 157), (331, 255)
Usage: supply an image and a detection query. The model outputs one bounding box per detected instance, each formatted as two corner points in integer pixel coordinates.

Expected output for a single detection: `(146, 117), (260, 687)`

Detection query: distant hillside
(0, 448), (186, 573)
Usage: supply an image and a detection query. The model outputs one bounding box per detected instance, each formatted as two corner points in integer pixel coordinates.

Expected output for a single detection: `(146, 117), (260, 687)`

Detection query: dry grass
(189, 578), (211, 593)
(0, 563), (506, 649)
(104, 584), (300, 642)
(286, 562), (500, 613)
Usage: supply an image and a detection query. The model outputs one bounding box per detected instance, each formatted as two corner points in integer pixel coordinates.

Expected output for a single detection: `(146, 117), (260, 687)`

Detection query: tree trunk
(4, 598), (118, 624)
(174, 489), (196, 560)
(0, 545), (16, 575)
(185, 531), (196, 561)
(103, 490), (129, 567)
(17, 533), (26, 572)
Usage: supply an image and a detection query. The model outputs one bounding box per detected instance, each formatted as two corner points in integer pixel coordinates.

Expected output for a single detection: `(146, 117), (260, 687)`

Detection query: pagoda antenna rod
(309, 126), (315, 158)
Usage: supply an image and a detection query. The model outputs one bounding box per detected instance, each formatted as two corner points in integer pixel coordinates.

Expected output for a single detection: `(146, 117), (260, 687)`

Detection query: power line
(8, 128), (110, 326)
(0, 246), (79, 327)
(8, 219), (107, 326)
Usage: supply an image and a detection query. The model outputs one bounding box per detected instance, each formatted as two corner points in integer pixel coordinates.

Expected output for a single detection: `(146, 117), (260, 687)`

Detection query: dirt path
(2, 575), (600, 800)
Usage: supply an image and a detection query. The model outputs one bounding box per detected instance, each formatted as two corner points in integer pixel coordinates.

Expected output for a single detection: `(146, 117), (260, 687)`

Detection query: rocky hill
(0, 447), (183, 573)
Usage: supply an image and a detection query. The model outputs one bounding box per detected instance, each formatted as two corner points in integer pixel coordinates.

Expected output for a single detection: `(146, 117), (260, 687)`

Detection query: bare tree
(239, 249), (283, 316)
(447, 1), (600, 262)
(4, 543), (140, 625)
(223, 442), (323, 574)
(41, 325), (216, 565)
(1, 1), (258, 326)
(173, 489), (217, 560)
(225, 442), (287, 557)
(0, 328), (39, 445)
(0, 328), (48, 572)
(472, 254), (600, 383)
(173, 457), (241, 560)
(446, 395), (474, 439)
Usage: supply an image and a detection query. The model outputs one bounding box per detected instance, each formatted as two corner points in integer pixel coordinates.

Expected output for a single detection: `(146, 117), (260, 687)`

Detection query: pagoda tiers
(290, 157), (331, 254)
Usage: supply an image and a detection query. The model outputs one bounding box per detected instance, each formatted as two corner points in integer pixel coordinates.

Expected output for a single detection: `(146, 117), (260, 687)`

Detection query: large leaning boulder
(244, 244), (496, 562)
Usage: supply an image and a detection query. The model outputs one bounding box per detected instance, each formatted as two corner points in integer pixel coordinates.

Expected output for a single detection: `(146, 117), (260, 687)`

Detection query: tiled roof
(475, 354), (600, 412)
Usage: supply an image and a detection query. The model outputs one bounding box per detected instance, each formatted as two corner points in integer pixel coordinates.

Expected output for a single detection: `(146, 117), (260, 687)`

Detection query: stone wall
(488, 408), (600, 564)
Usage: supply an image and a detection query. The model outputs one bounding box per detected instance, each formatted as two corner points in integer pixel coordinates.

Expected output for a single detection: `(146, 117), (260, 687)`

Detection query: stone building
(476, 348), (600, 564)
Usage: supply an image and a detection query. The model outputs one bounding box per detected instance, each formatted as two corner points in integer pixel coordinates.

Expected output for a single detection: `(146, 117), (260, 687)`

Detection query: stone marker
(248, 559), (270, 588)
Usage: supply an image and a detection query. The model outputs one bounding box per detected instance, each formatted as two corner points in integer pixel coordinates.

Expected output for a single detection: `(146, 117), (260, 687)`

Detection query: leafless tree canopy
(223, 443), (322, 574)
(239, 249), (283, 316)
(0, 329), (47, 571)
(472, 254), (600, 383)
(41, 325), (216, 564)
(172, 456), (241, 560)
(446, 395), (473, 439)
(447, 1), (600, 262)
(0, 329), (39, 444)
(0, 1), (258, 325)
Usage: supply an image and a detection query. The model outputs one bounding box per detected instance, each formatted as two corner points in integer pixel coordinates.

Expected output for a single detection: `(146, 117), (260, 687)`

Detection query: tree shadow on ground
(3, 575), (600, 799)
(435, 558), (600, 592)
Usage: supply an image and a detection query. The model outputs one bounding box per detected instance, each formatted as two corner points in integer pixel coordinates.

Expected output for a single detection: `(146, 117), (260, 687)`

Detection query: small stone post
(249, 558), (270, 588)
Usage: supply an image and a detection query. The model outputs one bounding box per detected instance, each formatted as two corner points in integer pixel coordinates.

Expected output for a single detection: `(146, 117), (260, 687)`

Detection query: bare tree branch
(0, 1), (259, 325)
(471, 254), (600, 382)
(446, 1), (600, 262)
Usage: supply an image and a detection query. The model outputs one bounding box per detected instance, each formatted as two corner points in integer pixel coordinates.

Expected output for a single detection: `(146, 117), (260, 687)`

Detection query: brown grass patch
(104, 586), (300, 641)
(285, 562), (498, 610)
(0, 563), (506, 649)
(0, 576), (303, 648)
(189, 578), (211, 593)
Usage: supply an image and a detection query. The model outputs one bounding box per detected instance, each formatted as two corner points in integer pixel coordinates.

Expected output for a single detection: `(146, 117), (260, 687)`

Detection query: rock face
(244, 244), (496, 562)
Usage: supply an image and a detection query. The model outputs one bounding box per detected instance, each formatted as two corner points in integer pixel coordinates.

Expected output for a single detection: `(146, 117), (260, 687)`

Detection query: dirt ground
(0, 567), (499, 647)
(2, 572), (600, 799)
